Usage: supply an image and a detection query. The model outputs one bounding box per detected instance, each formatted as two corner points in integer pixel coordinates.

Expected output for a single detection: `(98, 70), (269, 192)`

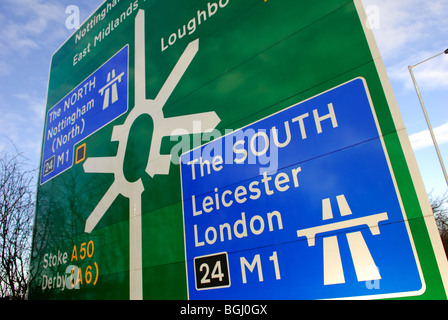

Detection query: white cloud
(362, 0), (448, 92)
(0, 1), (104, 166)
(13, 92), (46, 121)
(0, 0), (68, 57)
(363, 0), (448, 56)
(386, 51), (448, 92)
(362, 0), (420, 58)
(0, 61), (12, 76)
(409, 122), (448, 151)
(0, 91), (46, 165)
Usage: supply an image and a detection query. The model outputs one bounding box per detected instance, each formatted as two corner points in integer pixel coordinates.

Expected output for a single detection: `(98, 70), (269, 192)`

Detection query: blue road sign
(180, 78), (424, 300)
(40, 45), (129, 184)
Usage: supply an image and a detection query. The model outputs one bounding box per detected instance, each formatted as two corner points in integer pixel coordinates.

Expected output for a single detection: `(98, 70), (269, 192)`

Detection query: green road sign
(29, 0), (448, 300)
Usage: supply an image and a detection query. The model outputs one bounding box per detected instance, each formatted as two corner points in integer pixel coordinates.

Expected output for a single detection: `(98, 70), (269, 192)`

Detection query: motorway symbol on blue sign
(180, 77), (424, 300)
(40, 45), (129, 184)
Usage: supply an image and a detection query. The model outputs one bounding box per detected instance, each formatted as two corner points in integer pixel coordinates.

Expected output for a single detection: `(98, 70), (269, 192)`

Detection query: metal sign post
(408, 49), (448, 188)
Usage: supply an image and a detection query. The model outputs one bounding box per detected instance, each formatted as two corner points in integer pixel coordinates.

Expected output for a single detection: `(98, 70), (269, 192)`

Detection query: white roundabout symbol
(83, 9), (220, 299)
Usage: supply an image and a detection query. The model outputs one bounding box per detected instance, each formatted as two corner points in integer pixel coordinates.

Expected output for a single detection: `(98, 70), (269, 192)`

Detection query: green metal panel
(28, 0), (448, 299)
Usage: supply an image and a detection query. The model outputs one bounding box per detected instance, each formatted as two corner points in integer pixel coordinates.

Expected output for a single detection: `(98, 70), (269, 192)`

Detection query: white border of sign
(354, 0), (448, 296)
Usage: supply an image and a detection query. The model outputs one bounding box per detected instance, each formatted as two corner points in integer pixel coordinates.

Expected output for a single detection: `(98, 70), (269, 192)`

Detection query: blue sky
(0, 0), (103, 162)
(0, 0), (447, 196)
(362, 0), (448, 197)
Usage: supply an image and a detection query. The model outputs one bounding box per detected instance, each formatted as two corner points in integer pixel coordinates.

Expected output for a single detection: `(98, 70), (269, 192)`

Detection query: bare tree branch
(0, 151), (36, 300)
(429, 191), (448, 259)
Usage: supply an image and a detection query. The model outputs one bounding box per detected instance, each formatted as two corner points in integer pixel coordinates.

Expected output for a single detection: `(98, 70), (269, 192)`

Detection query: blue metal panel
(181, 78), (423, 300)
(40, 45), (129, 184)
